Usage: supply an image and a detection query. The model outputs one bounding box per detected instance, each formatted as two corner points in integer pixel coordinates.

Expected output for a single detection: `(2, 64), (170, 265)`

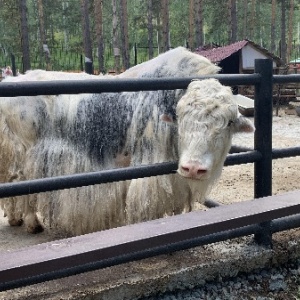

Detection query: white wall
(242, 45), (277, 69)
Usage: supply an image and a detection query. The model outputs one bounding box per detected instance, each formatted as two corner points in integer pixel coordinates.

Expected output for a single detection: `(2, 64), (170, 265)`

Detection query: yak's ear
(233, 114), (255, 133)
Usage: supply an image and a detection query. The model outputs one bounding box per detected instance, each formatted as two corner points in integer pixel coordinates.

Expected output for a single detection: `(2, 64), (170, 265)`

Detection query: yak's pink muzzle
(178, 161), (208, 179)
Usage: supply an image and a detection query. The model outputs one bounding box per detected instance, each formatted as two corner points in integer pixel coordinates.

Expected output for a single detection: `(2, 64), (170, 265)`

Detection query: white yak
(0, 47), (254, 235)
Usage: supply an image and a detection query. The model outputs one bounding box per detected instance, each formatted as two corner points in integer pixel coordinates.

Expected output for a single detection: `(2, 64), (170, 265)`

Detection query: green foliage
(0, 0), (299, 72)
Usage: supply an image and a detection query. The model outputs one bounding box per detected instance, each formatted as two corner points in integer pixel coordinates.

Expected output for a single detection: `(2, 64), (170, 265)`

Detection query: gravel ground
(143, 260), (300, 300)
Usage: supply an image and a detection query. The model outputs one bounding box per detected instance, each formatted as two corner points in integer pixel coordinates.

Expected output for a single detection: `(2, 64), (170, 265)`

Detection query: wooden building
(194, 40), (297, 104)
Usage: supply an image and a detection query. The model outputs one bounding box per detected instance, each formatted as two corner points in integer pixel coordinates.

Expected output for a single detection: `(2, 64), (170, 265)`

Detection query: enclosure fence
(0, 59), (300, 292)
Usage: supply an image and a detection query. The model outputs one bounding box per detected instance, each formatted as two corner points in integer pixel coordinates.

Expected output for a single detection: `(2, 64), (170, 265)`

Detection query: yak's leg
(24, 194), (44, 234)
(4, 171), (44, 233)
(2, 198), (23, 226)
(1, 173), (24, 227)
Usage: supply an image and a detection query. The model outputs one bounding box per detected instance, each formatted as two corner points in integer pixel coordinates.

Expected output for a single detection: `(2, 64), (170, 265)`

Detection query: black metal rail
(0, 74), (261, 96)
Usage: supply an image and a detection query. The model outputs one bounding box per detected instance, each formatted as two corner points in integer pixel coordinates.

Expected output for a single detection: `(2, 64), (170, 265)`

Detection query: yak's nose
(179, 161), (208, 179)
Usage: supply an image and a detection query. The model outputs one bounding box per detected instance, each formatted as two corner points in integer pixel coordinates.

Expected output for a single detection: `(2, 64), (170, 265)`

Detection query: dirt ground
(210, 108), (300, 205)
(0, 108), (300, 251)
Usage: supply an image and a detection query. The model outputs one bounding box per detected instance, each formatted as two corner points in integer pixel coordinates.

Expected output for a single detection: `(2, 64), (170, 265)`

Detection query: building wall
(242, 45), (277, 69)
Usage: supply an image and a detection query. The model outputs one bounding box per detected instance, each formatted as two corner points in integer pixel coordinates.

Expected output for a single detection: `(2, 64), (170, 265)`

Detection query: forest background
(0, 0), (299, 74)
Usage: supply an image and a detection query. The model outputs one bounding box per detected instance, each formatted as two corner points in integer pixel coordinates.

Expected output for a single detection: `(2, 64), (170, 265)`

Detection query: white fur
(0, 48), (253, 236)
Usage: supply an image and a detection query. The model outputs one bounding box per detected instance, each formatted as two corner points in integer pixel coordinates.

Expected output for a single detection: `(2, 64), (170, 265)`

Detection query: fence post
(85, 58), (93, 75)
(80, 55), (84, 71)
(134, 43), (138, 65)
(253, 59), (273, 247)
(11, 54), (16, 76)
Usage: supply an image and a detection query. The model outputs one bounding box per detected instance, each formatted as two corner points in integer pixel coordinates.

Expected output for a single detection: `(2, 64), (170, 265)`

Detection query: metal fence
(0, 59), (300, 291)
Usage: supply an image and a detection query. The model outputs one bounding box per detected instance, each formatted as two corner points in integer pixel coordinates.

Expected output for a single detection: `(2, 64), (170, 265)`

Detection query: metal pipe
(254, 59), (274, 246)
(0, 146), (298, 200)
(0, 74), (261, 97)
(273, 74), (300, 83)
(272, 147), (300, 159)
(0, 149), (263, 199)
(0, 162), (178, 198)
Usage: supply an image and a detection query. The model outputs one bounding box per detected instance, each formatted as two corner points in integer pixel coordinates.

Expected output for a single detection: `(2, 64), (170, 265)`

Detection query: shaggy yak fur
(0, 47), (254, 236)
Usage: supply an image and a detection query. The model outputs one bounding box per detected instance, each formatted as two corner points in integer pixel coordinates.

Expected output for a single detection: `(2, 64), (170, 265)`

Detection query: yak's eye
(228, 120), (234, 127)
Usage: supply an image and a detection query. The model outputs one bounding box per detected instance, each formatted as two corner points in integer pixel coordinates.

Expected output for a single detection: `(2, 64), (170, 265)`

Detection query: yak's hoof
(8, 219), (24, 227)
(27, 224), (44, 234)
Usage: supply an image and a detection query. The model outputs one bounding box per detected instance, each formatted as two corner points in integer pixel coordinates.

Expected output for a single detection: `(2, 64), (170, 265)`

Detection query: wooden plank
(1, 190), (300, 290)
(233, 94), (254, 117)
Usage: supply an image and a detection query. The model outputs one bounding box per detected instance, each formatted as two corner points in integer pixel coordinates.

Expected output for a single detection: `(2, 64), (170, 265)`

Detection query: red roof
(195, 40), (248, 63)
(194, 39), (281, 65)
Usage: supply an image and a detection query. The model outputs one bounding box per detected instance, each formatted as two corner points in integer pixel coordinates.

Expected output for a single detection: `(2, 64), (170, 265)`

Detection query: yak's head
(174, 79), (254, 181)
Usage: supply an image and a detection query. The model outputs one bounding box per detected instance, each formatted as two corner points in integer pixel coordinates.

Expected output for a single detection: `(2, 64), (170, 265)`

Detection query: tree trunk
(161, 0), (170, 52)
(243, 0), (248, 39)
(156, 14), (161, 54)
(112, 0), (120, 73)
(94, 0), (105, 73)
(147, 0), (154, 59)
(62, 1), (69, 50)
(250, 0), (256, 40)
(195, 0), (203, 48)
(270, 0), (277, 53)
(228, 0), (237, 43)
(286, 0), (294, 63)
(80, 0), (93, 73)
(280, 0), (287, 64)
(188, 0), (194, 50)
(120, 0), (130, 70)
(37, 0), (51, 70)
(19, 0), (31, 72)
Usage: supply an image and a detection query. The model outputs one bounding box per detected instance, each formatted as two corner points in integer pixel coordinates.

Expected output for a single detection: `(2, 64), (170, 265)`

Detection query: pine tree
(120, 0), (130, 69)
(37, 0), (51, 70)
(94, 0), (105, 73)
(81, 0), (93, 73)
(161, 0), (170, 52)
(112, 0), (120, 73)
(19, 0), (31, 72)
(147, 0), (154, 59)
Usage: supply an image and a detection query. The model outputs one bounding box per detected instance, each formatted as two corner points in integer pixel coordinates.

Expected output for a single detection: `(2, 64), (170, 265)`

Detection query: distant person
(4, 66), (13, 77)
